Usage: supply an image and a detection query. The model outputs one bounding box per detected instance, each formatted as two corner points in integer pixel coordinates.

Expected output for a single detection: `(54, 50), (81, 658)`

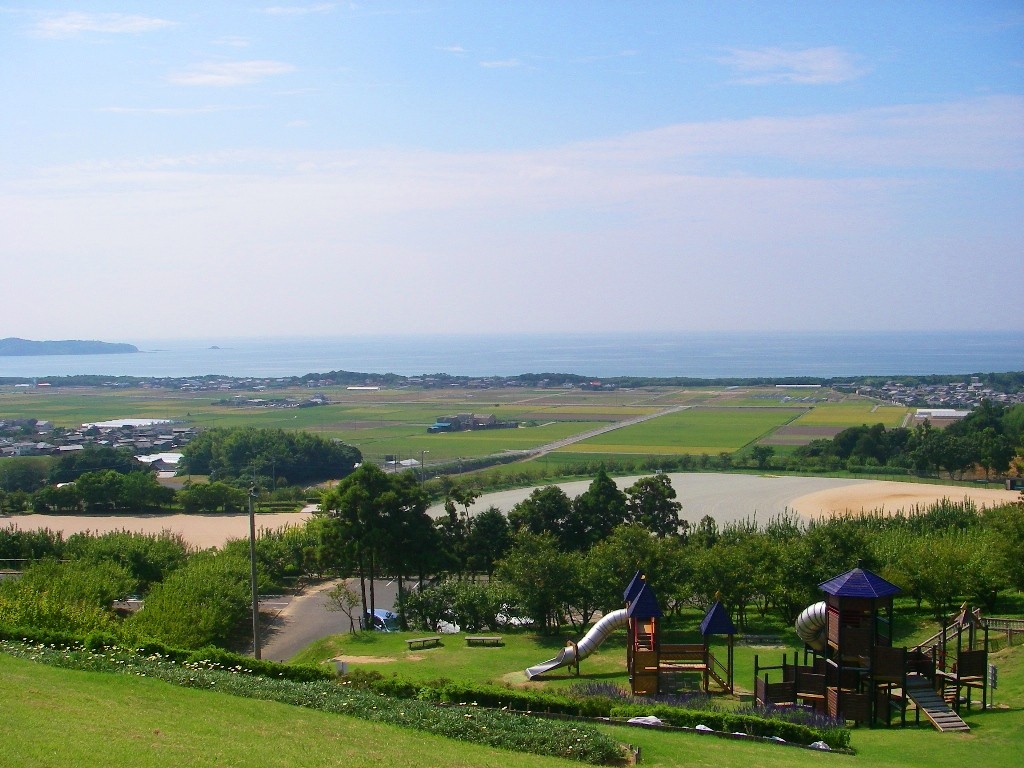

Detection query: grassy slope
(0, 653), (579, 768)
(3, 640), (1020, 768)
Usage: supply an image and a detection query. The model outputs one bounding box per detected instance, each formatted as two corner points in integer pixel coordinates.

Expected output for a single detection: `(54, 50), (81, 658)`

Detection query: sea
(0, 331), (1021, 380)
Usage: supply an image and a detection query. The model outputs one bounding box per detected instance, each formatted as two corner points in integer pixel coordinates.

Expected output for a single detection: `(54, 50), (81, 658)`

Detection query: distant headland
(0, 337), (139, 356)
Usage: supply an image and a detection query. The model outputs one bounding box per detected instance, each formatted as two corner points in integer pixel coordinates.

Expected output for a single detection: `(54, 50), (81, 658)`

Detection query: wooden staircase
(905, 676), (970, 733)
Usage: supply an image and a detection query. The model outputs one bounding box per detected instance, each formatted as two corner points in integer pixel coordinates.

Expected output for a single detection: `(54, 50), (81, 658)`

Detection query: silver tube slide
(794, 601), (828, 652)
(524, 608), (629, 679)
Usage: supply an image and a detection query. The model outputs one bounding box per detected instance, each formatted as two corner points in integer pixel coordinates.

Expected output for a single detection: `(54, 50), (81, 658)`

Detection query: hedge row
(0, 624), (331, 684)
(608, 704), (850, 749)
(347, 671), (849, 749)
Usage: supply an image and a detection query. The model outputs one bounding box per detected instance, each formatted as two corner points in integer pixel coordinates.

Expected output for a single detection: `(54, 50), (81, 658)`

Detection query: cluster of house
(847, 377), (1024, 409)
(427, 413), (519, 433)
(213, 393), (330, 409)
(0, 418), (195, 459)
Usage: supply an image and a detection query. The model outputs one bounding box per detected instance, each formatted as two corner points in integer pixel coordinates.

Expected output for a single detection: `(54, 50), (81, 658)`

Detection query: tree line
(0, 430), (361, 515)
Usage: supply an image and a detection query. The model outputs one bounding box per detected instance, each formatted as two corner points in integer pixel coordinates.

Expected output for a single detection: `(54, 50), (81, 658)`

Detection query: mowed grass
(563, 408), (804, 455)
(0, 654), (581, 768)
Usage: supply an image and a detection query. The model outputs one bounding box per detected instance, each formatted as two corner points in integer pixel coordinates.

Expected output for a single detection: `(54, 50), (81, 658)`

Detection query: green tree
(466, 506), (512, 576)
(750, 445), (775, 470)
(507, 485), (573, 539)
(496, 531), (575, 633)
(565, 467), (628, 550)
(624, 474), (683, 537)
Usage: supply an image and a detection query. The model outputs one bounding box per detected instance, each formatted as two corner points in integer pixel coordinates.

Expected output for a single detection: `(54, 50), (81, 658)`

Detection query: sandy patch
(1, 509), (314, 549)
(790, 480), (1019, 517)
(332, 655), (400, 664)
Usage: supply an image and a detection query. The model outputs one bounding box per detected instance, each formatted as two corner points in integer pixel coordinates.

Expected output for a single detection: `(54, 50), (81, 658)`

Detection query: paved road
(258, 578), (400, 663)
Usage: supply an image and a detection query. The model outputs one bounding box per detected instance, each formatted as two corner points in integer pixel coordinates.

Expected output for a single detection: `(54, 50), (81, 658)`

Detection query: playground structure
(526, 572), (736, 696)
(754, 562), (991, 732)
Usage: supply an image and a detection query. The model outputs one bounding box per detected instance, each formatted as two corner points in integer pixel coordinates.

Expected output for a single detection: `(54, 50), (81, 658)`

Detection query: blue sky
(2, 2), (1022, 340)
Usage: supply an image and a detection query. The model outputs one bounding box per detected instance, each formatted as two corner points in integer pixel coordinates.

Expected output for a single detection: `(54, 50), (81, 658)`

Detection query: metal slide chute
(795, 601), (828, 652)
(525, 608), (629, 679)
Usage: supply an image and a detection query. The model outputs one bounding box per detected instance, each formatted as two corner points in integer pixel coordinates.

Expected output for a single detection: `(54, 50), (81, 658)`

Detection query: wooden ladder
(905, 678), (970, 733)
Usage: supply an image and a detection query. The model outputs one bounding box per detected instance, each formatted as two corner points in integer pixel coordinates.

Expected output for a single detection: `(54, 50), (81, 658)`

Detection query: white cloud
(31, 12), (176, 38)
(98, 105), (256, 116)
(439, 45), (467, 54)
(261, 3), (335, 15)
(4, 96), (1020, 337)
(480, 58), (522, 69)
(214, 36), (251, 48)
(168, 60), (296, 87)
(718, 46), (868, 85)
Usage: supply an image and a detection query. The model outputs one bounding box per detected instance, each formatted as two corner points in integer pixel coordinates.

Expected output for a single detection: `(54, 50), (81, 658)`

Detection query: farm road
(524, 404), (688, 457)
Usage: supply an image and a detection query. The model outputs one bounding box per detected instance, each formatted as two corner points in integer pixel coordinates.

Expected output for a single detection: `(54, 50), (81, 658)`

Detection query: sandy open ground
(788, 480), (1019, 517)
(1, 509), (314, 549)
(2, 478), (1018, 549)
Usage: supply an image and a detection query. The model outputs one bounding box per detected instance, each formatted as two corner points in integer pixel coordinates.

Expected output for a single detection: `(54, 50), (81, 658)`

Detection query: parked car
(362, 608), (399, 632)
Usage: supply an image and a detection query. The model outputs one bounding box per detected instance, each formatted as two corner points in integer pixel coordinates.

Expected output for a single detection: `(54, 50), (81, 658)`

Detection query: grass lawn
(0, 653), (579, 768)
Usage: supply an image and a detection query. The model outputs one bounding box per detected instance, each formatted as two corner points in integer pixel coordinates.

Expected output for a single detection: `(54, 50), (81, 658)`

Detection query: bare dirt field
(1, 509), (313, 549)
(789, 480), (1019, 517)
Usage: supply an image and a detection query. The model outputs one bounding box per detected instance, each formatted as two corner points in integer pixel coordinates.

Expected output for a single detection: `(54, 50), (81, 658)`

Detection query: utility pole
(248, 485), (261, 660)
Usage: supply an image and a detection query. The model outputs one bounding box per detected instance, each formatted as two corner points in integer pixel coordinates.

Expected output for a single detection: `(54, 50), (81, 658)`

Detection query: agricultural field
(760, 402), (911, 448)
(563, 406), (804, 456)
(1, 384), (903, 466)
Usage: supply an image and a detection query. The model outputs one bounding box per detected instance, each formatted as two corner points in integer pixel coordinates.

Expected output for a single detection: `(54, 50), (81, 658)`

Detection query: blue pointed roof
(699, 600), (737, 636)
(623, 570), (646, 604)
(819, 566), (901, 598)
(627, 582), (663, 619)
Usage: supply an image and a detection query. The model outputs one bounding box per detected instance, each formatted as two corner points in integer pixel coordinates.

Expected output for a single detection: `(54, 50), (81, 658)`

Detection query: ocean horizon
(1, 330), (1022, 380)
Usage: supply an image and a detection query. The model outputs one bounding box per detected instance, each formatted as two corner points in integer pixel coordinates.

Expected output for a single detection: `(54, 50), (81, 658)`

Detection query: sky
(1, 1), (1022, 341)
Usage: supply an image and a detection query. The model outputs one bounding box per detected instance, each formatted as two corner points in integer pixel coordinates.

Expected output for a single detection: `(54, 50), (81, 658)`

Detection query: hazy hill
(0, 337), (139, 356)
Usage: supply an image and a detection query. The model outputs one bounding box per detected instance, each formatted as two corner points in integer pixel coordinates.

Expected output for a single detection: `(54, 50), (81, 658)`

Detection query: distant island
(0, 337), (139, 356)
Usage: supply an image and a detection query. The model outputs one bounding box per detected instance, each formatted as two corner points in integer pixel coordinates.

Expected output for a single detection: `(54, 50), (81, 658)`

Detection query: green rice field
(563, 407), (804, 455)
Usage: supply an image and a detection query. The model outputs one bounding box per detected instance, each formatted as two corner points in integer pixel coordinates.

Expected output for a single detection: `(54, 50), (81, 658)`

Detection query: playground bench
(466, 636), (503, 647)
(406, 637), (441, 650)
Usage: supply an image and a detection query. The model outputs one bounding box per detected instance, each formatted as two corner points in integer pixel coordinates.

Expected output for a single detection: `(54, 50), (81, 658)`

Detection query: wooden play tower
(624, 572), (735, 695)
(755, 563), (990, 732)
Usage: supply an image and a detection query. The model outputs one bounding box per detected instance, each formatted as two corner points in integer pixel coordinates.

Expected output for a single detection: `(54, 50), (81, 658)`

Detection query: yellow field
(793, 402), (909, 427)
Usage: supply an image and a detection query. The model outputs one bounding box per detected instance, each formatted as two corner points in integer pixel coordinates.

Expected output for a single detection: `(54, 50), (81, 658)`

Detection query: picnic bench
(406, 636), (441, 650)
(466, 636), (503, 647)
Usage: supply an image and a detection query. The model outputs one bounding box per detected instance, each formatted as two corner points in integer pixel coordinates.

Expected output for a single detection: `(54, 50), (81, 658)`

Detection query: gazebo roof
(819, 565), (901, 598)
(699, 600), (737, 636)
(623, 570), (646, 604)
(627, 582), (663, 619)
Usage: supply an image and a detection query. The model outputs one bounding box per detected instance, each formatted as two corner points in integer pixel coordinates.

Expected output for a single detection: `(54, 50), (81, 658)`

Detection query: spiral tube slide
(795, 601), (828, 652)
(525, 608), (629, 679)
